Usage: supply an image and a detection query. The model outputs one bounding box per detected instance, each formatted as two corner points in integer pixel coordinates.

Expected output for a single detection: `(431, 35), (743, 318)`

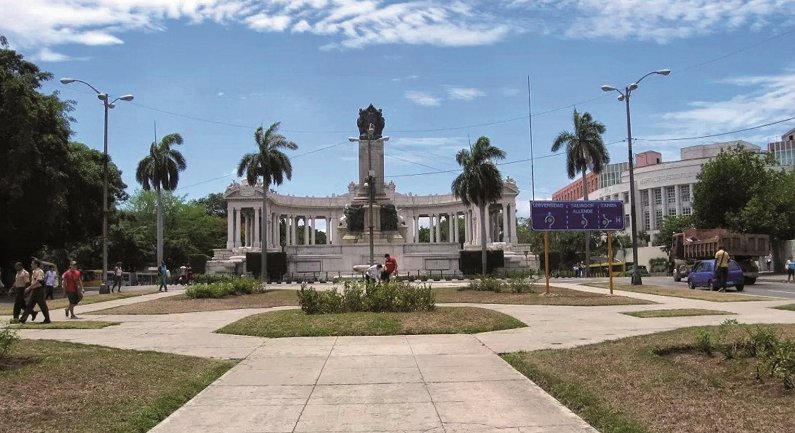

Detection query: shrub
(297, 281), (435, 314)
(761, 339), (795, 390)
(508, 275), (536, 294)
(742, 325), (780, 358)
(185, 277), (261, 299)
(695, 330), (715, 355)
(468, 276), (504, 292)
(0, 322), (19, 361)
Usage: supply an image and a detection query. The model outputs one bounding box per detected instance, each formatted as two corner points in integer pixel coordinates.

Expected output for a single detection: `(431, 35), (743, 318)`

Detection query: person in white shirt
(44, 265), (57, 300)
(365, 264), (383, 284)
(112, 262), (123, 292)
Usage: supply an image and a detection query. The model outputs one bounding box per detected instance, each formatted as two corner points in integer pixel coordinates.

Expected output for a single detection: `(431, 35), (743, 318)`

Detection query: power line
(635, 115), (795, 142)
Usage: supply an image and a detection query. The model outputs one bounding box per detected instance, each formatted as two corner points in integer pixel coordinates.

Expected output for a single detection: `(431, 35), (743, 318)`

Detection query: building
(768, 128), (795, 166)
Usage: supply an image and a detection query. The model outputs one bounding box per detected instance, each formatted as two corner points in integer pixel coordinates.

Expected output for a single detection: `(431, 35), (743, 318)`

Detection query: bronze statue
(356, 104), (385, 139)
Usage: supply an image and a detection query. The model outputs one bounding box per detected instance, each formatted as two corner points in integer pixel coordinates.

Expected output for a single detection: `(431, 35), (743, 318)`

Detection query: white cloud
(446, 86), (485, 100)
(405, 90), (441, 107)
(31, 47), (81, 62)
(245, 13), (292, 32)
(391, 74), (420, 82)
(641, 70), (795, 147)
(216, 91), (225, 97)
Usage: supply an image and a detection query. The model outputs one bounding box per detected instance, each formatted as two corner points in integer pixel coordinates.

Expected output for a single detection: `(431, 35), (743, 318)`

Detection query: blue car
(688, 259), (745, 291)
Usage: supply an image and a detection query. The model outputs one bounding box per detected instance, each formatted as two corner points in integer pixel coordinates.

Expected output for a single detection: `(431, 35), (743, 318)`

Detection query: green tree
(193, 192), (227, 218)
(451, 136), (506, 274)
(237, 122), (298, 282)
(653, 214), (694, 253)
(551, 109), (609, 276)
(135, 133), (187, 266)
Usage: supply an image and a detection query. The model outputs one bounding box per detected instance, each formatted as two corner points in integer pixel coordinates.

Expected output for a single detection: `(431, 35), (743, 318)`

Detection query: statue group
(356, 104), (386, 139)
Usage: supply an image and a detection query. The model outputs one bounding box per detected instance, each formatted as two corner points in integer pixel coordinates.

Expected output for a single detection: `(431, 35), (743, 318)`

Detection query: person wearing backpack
(62, 261), (84, 319)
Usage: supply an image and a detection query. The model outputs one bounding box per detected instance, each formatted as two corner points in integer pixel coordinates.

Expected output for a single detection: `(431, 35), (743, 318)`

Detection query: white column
(246, 214), (252, 247)
(433, 214), (440, 243)
(290, 215), (296, 246)
(234, 207), (242, 248)
(483, 206), (490, 244)
(502, 204), (509, 243)
(310, 217), (316, 245)
(303, 216), (310, 245)
(274, 214), (280, 248)
(674, 184), (681, 214)
(464, 210), (471, 244)
(226, 206), (235, 249)
(412, 216), (418, 243)
(452, 212), (458, 243)
(510, 205), (518, 244)
(447, 213), (453, 243)
(254, 207), (261, 248)
(327, 217), (333, 244)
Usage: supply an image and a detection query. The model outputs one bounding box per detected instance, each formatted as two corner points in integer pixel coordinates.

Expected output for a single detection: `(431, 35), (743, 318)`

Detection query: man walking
(62, 261), (84, 319)
(787, 256), (795, 283)
(382, 253), (398, 282)
(715, 245), (730, 292)
(44, 265), (57, 300)
(158, 261), (169, 292)
(12, 262), (32, 322)
(19, 259), (50, 324)
(112, 262), (123, 293)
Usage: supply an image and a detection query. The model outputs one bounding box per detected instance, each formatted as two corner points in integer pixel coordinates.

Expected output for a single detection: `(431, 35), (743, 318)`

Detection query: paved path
(5, 283), (795, 432)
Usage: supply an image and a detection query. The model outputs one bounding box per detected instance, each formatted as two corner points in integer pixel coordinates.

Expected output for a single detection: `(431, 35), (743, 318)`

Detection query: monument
(207, 105), (527, 277)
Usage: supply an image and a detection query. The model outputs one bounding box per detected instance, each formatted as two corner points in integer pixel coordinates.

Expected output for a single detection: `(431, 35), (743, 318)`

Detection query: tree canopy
(653, 214), (694, 253)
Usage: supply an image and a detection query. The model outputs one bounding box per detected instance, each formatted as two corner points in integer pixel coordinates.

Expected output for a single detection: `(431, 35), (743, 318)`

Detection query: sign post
(531, 200), (625, 295)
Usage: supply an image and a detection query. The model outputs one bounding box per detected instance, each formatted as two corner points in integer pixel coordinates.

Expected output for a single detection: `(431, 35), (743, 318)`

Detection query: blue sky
(3, 0), (795, 217)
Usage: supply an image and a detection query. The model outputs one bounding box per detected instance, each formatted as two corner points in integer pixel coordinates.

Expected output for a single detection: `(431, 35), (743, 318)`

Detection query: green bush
(695, 330), (715, 355)
(761, 339), (795, 390)
(297, 281), (435, 314)
(468, 276), (504, 292)
(741, 325), (780, 358)
(185, 277), (261, 299)
(0, 322), (19, 360)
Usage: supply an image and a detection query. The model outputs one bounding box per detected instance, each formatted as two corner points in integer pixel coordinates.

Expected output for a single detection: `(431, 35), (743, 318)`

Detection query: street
(612, 274), (795, 299)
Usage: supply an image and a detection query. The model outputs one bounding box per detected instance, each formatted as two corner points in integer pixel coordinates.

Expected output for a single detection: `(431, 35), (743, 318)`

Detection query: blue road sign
(530, 201), (625, 231)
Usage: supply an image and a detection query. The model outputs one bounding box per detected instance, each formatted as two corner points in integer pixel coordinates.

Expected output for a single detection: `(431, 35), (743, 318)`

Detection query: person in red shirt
(382, 253), (398, 282)
(62, 261), (84, 319)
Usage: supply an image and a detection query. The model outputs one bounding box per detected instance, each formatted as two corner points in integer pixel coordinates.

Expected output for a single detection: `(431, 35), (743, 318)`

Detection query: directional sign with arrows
(530, 200), (625, 232)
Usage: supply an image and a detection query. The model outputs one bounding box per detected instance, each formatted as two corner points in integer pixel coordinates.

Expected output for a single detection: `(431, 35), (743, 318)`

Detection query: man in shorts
(62, 261), (84, 319)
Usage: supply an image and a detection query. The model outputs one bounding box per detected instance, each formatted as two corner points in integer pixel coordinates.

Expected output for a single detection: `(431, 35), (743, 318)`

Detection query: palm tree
(237, 122), (298, 283)
(551, 109), (609, 277)
(135, 133), (187, 267)
(451, 136), (506, 275)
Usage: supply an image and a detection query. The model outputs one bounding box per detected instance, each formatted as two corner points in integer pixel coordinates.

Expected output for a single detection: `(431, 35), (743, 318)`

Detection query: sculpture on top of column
(356, 104), (385, 139)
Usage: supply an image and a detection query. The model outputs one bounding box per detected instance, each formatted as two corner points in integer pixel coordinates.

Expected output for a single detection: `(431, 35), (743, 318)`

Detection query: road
(631, 274), (795, 299)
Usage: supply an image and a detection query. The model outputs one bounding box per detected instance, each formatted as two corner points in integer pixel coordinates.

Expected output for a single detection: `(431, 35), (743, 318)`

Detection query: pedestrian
(0, 268), (5, 296)
(44, 264), (57, 300)
(186, 264), (193, 286)
(382, 253), (398, 282)
(12, 262), (33, 322)
(365, 263), (382, 284)
(19, 259), (51, 324)
(787, 256), (795, 283)
(715, 245), (730, 292)
(112, 262), (123, 293)
(62, 260), (84, 319)
(158, 261), (169, 292)
(766, 254), (773, 272)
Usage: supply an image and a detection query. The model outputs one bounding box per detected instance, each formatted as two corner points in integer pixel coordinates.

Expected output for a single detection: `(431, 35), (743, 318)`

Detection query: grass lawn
(587, 282), (769, 302)
(217, 306), (526, 338)
(0, 290), (159, 315)
(621, 308), (734, 318)
(502, 324), (795, 433)
(9, 320), (120, 329)
(772, 304), (795, 312)
(435, 286), (652, 306)
(0, 339), (234, 433)
(87, 289), (299, 315)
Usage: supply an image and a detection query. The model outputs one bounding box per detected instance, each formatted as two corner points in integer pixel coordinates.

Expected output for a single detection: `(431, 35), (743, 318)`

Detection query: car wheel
(688, 279), (696, 290)
(674, 273), (681, 282)
(744, 277), (756, 285)
(736, 284), (744, 292)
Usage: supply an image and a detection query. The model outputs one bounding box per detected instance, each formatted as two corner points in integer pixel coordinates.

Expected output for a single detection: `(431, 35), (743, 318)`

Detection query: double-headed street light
(601, 69), (670, 286)
(60, 78), (134, 291)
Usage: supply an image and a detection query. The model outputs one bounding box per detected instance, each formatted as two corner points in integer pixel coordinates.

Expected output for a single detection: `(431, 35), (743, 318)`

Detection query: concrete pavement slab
(294, 402), (442, 432)
(317, 366), (424, 385)
(150, 404), (304, 433)
(308, 383), (431, 405)
(186, 385), (313, 406)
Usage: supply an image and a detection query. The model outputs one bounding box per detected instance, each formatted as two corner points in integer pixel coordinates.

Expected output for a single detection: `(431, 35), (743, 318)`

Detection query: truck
(670, 229), (768, 285)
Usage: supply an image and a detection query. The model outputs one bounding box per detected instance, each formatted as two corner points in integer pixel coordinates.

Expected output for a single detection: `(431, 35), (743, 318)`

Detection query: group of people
(364, 253), (398, 283)
(7, 259), (85, 323)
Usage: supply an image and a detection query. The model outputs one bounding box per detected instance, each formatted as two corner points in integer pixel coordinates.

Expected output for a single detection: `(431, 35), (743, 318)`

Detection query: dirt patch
(87, 290), (299, 315)
(435, 286), (651, 306)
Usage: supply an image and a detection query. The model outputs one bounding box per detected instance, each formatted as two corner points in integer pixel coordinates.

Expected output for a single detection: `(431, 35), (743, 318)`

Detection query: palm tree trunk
(582, 170), (590, 277)
(480, 205), (488, 275)
(156, 187), (163, 266)
(261, 189), (268, 284)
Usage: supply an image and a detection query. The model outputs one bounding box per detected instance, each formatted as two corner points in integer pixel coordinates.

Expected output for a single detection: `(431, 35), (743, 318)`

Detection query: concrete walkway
(4, 282), (795, 432)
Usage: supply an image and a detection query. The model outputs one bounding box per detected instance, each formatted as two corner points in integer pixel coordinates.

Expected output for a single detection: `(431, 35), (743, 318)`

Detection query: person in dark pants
(44, 264), (57, 300)
(382, 253), (398, 282)
(12, 262), (33, 322)
(19, 259), (50, 324)
(112, 262), (123, 292)
(715, 245), (730, 292)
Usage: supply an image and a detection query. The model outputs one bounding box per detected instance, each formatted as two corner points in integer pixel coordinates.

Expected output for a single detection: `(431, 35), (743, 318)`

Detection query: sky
(2, 0), (795, 219)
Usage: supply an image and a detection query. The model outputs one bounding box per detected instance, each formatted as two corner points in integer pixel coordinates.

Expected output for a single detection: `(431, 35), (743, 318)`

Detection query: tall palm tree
(551, 109), (609, 277)
(237, 122), (298, 283)
(451, 136), (506, 275)
(135, 133), (187, 267)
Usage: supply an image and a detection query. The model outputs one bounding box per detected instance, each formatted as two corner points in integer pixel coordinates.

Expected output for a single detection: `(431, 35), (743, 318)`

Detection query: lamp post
(60, 78), (133, 291)
(601, 69), (670, 285)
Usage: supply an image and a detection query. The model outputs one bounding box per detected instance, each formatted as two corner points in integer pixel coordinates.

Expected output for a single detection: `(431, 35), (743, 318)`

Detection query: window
(680, 185), (690, 202)
(668, 208), (677, 216)
(682, 207), (691, 216)
(641, 191), (649, 206)
(654, 188), (662, 205)
(666, 186), (676, 203)
(655, 209), (663, 227)
(644, 211), (651, 231)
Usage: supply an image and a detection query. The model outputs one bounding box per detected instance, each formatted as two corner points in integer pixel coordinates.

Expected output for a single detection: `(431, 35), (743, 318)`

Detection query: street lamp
(601, 69), (670, 285)
(60, 78), (133, 291)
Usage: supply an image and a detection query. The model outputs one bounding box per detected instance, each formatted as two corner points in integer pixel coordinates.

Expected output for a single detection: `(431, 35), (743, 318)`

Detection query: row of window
(643, 207), (692, 231)
(640, 185), (691, 206)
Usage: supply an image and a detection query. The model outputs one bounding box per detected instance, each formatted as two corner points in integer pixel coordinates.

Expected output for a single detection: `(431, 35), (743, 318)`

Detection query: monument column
(254, 207), (261, 248)
(502, 204), (509, 243)
(464, 210), (471, 245)
(310, 217), (316, 245)
(452, 212), (458, 243)
(303, 216), (310, 245)
(234, 207), (242, 248)
(290, 215), (296, 246)
(509, 204), (518, 244)
(327, 217), (333, 244)
(226, 205), (235, 249)
(448, 212), (454, 243)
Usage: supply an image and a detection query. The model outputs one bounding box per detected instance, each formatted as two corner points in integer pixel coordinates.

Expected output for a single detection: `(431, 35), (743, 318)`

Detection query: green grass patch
(217, 306), (526, 338)
(502, 325), (795, 433)
(772, 304), (795, 312)
(435, 286), (652, 306)
(0, 290), (159, 315)
(9, 320), (120, 329)
(0, 339), (234, 433)
(587, 282), (769, 302)
(622, 309), (735, 318)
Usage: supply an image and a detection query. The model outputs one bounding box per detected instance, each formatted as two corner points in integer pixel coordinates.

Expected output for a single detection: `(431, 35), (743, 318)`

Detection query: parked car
(687, 259), (745, 291)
